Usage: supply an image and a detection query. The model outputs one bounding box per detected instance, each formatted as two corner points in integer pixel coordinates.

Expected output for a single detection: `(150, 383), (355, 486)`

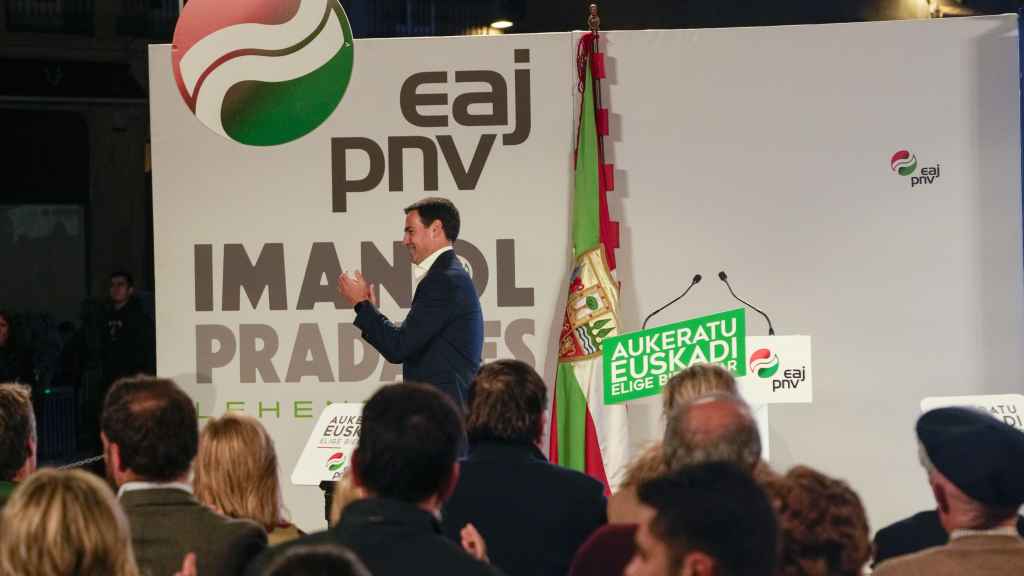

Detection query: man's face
(0, 315), (8, 348)
(625, 508), (676, 576)
(403, 210), (442, 265)
(110, 276), (133, 305)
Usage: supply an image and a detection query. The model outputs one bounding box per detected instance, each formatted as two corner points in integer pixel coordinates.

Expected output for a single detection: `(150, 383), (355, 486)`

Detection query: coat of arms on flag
(559, 247), (619, 361)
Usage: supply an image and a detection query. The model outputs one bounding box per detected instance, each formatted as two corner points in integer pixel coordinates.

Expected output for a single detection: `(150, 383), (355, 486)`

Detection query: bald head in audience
(662, 392), (761, 473)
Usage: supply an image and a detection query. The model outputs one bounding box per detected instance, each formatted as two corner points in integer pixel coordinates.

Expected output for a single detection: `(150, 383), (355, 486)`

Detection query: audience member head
(0, 383), (35, 482)
(110, 270), (135, 308)
(259, 542), (371, 576)
(466, 359), (547, 445)
(762, 466), (870, 576)
(101, 376), (198, 486)
(194, 413), (283, 531)
(662, 392), (761, 473)
(626, 461), (778, 576)
(0, 310), (12, 349)
(403, 197), (459, 263)
(916, 406), (1024, 533)
(351, 382), (464, 507)
(662, 364), (738, 415)
(0, 468), (140, 576)
(621, 443), (669, 490)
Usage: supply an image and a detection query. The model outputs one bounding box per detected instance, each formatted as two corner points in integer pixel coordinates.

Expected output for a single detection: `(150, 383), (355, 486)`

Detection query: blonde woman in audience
(194, 413), (304, 545)
(608, 363), (743, 523)
(0, 468), (140, 576)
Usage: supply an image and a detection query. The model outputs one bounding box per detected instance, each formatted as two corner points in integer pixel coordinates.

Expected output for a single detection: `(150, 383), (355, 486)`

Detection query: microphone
(642, 274), (702, 331)
(718, 271), (775, 335)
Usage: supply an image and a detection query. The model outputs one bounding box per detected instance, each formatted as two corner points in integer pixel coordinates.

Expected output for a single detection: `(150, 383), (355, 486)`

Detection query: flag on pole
(549, 31), (629, 494)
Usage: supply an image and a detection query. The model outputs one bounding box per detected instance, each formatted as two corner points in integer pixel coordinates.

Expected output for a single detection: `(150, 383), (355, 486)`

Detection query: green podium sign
(603, 308), (747, 404)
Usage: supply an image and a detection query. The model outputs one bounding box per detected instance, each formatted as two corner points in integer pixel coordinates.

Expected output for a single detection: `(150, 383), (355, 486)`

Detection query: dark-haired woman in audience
(0, 468), (141, 575)
(762, 465), (872, 576)
(194, 413), (305, 545)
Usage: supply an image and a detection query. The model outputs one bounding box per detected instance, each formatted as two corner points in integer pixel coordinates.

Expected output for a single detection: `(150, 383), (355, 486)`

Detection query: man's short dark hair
(101, 376), (198, 481)
(404, 197), (460, 241)
(0, 384), (34, 481)
(637, 461), (778, 576)
(260, 543), (371, 576)
(353, 382), (464, 503)
(110, 270), (134, 286)
(466, 359), (546, 444)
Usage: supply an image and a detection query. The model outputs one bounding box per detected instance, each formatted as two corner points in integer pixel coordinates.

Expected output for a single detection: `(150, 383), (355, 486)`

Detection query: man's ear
(350, 450), (364, 489)
(27, 435), (36, 469)
(430, 219), (445, 239)
(102, 432), (122, 473)
(679, 551), (716, 576)
(440, 461), (461, 502)
(932, 480), (950, 514)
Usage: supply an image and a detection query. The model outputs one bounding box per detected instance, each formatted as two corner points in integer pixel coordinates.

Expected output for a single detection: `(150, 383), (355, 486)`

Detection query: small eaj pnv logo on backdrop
(749, 348), (779, 378)
(326, 451), (346, 472)
(172, 0), (355, 146)
(891, 149), (941, 187)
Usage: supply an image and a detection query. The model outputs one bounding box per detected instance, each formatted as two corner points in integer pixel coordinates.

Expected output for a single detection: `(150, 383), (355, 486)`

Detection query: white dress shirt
(413, 245), (453, 289)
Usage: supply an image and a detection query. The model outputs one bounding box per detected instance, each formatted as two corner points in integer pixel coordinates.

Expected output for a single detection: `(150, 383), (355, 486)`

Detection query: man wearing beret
(874, 407), (1024, 576)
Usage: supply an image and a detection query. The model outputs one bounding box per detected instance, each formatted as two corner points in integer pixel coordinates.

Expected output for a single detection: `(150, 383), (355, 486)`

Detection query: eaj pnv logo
(326, 451), (346, 471)
(749, 348), (779, 379)
(891, 149), (941, 187)
(172, 0), (355, 146)
(890, 150), (917, 176)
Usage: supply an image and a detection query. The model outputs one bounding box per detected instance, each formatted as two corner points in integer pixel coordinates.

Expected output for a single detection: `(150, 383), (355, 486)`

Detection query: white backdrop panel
(603, 16), (1023, 531)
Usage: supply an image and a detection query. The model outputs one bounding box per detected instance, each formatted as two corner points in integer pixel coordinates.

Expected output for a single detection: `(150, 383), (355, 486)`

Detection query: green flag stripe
(554, 361), (589, 471)
(573, 63), (601, 255)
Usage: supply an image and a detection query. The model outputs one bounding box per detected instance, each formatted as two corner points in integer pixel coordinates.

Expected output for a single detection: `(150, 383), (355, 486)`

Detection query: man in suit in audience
(442, 360), (607, 576)
(0, 383), (36, 507)
(624, 462), (778, 576)
(102, 376), (266, 576)
(248, 383), (503, 576)
(874, 407), (1024, 576)
(338, 198), (483, 410)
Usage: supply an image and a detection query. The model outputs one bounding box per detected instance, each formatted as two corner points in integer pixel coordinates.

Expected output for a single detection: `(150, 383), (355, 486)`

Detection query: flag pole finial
(588, 4), (600, 33)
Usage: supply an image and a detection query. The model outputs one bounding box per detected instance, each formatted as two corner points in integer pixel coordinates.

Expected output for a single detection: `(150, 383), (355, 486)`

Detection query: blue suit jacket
(354, 249), (483, 408)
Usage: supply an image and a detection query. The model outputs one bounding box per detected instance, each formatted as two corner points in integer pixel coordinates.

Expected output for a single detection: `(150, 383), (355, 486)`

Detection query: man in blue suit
(338, 197), (483, 410)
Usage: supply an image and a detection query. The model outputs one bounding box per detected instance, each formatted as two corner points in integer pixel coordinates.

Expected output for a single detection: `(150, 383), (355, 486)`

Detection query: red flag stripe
(583, 404), (611, 495)
(593, 52), (606, 79)
(597, 108), (609, 136)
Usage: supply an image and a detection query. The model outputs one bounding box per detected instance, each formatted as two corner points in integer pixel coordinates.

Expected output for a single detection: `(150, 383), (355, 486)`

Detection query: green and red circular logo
(749, 348), (780, 379)
(172, 0), (354, 146)
(326, 451), (346, 471)
(890, 150), (917, 176)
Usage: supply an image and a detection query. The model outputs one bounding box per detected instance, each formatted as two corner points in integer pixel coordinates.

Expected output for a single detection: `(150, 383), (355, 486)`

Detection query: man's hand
(174, 553), (197, 576)
(460, 523), (489, 563)
(338, 271), (377, 307)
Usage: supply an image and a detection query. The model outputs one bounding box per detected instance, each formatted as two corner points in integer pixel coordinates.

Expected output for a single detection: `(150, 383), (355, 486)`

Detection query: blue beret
(917, 407), (1024, 509)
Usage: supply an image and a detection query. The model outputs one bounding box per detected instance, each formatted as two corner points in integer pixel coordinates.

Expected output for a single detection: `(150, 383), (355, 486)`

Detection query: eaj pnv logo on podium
(602, 309), (747, 404)
(172, 0), (355, 146)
